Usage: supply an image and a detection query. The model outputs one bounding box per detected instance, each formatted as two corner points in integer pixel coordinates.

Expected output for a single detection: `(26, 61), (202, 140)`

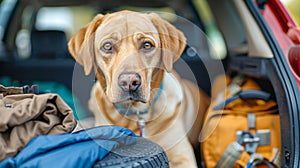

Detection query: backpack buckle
(236, 131), (260, 153)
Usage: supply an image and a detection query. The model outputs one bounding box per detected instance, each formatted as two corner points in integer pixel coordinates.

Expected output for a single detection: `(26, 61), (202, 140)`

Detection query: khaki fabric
(0, 85), (23, 96)
(0, 85), (77, 161)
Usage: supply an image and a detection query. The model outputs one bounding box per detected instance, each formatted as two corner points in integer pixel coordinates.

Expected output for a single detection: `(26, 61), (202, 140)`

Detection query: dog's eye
(101, 42), (113, 53)
(142, 41), (154, 51)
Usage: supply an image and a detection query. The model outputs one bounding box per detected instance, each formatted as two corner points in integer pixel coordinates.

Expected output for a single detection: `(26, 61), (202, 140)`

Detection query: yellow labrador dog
(68, 10), (209, 167)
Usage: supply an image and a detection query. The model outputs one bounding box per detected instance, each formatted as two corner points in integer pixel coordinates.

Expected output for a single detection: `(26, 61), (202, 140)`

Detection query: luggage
(200, 75), (281, 168)
(0, 85), (169, 168)
(0, 85), (76, 161)
(0, 126), (137, 168)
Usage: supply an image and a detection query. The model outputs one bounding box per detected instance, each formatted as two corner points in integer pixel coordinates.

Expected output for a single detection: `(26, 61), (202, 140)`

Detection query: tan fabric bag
(0, 85), (77, 161)
(200, 75), (281, 168)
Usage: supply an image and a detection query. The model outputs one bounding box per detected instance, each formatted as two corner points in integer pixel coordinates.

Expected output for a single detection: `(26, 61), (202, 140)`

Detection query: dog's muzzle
(116, 73), (146, 103)
(114, 82), (164, 116)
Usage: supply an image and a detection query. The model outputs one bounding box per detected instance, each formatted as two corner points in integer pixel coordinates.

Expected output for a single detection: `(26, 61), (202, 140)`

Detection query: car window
(192, 0), (227, 60)
(35, 7), (73, 34)
(0, 0), (17, 42)
(35, 6), (96, 38)
(13, 1), (216, 61)
(109, 4), (216, 62)
(15, 5), (96, 59)
(282, 0), (300, 26)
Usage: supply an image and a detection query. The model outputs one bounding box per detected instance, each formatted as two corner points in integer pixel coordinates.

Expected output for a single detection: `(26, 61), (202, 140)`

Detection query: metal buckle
(137, 116), (146, 137)
(236, 130), (271, 154)
(23, 85), (39, 94)
(236, 131), (260, 153)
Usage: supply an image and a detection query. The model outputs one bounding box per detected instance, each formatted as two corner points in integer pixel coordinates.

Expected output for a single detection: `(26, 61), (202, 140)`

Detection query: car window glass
(15, 5), (96, 59)
(35, 6), (96, 38)
(0, 0), (17, 42)
(102, 6), (178, 24)
(193, 0), (227, 60)
(109, 5), (214, 61)
(281, 0), (300, 26)
(15, 5), (33, 59)
(35, 7), (73, 33)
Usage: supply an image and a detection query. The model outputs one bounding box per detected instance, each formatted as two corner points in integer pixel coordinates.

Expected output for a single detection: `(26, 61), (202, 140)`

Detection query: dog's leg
(166, 137), (198, 168)
(149, 121), (198, 168)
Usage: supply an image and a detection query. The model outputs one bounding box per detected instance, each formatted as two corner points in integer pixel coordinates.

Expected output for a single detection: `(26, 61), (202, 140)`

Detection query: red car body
(262, 0), (300, 88)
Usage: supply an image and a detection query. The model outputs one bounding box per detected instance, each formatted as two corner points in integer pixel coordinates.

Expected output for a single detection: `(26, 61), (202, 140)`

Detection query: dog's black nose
(118, 73), (141, 92)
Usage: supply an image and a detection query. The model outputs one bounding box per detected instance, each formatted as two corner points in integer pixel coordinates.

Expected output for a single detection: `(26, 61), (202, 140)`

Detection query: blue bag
(0, 126), (136, 168)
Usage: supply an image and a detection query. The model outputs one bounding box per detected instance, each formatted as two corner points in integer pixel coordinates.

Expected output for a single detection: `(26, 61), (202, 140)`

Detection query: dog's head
(68, 10), (186, 112)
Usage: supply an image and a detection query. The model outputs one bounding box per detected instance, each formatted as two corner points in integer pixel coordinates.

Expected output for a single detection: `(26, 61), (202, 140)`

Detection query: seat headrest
(31, 30), (69, 59)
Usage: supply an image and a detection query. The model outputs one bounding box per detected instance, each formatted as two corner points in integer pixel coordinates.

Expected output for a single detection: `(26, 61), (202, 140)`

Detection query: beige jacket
(0, 85), (76, 161)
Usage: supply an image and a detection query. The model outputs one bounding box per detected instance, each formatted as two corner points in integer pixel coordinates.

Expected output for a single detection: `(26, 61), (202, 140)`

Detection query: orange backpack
(200, 75), (281, 168)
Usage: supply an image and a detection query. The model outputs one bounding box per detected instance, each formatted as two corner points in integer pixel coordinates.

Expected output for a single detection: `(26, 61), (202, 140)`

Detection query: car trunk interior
(1, 0), (300, 167)
(208, 0), (300, 167)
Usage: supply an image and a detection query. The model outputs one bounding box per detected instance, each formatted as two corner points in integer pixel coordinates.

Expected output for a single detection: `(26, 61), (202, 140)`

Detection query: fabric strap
(216, 143), (281, 168)
(215, 142), (244, 168)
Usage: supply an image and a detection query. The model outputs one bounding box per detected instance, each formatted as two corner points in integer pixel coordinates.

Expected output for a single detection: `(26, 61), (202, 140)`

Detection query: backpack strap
(213, 90), (271, 110)
(215, 111), (281, 168)
(270, 148), (282, 168)
(215, 142), (244, 168)
(216, 142), (281, 168)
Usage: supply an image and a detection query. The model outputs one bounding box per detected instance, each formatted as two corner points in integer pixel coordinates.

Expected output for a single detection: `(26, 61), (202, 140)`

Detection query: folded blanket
(0, 126), (137, 168)
(0, 85), (77, 161)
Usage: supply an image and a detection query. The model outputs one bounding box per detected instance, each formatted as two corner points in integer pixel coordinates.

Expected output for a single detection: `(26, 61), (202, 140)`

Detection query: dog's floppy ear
(148, 13), (186, 72)
(68, 14), (104, 75)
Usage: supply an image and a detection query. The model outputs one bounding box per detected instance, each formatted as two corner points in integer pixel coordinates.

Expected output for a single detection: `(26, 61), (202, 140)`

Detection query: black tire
(93, 138), (169, 168)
